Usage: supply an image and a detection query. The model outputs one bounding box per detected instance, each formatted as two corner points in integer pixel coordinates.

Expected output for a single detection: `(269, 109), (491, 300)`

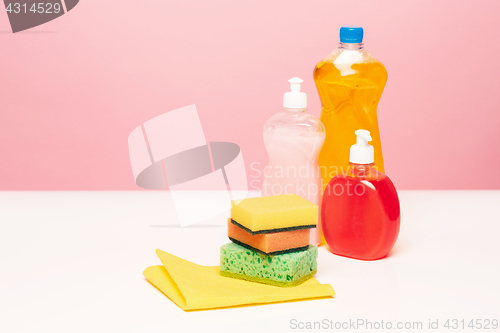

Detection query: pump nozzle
(283, 77), (307, 109)
(350, 129), (375, 164)
(288, 77), (303, 92)
(355, 129), (372, 145)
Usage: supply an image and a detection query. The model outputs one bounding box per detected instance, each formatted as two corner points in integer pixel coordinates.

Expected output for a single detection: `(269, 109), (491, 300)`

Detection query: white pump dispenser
(350, 129), (375, 164)
(283, 77), (307, 109)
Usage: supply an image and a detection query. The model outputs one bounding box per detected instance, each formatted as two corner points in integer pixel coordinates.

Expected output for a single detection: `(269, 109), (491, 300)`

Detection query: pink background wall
(1, 0), (499, 190)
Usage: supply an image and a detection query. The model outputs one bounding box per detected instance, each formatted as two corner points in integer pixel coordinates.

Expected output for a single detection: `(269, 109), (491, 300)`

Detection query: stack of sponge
(220, 194), (319, 287)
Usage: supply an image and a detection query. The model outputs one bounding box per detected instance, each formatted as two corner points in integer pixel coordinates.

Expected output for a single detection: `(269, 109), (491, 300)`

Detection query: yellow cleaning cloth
(143, 249), (335, 311)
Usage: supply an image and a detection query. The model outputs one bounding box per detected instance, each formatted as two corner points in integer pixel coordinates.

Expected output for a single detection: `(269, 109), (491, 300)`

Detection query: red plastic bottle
(321, 130), (400, 260)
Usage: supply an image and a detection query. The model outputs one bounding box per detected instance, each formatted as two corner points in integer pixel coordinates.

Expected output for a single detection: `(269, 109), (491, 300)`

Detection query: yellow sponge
(231, 194), (317, 234)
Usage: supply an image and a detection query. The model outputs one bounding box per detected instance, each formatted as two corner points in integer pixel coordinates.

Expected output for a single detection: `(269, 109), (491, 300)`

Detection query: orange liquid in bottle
(314, 46), (387, 187)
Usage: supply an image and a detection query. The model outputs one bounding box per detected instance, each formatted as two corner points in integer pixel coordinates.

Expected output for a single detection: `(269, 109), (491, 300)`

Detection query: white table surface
(0, 191), (499, 332)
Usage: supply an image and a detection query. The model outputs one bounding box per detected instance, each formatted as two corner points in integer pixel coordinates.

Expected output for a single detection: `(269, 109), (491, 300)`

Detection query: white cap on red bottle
(350, 129), (375, 164)
(283, 77), (307, 109)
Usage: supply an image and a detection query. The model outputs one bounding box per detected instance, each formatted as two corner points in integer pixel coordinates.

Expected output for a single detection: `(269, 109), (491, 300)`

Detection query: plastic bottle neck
(283, 107), (307, 116)
(349, 162), (377, 179)
(339, 42), (364, 50)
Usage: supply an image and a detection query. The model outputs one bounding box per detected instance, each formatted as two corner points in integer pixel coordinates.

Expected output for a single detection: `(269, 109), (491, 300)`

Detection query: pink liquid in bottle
(262, 78), (326, 245)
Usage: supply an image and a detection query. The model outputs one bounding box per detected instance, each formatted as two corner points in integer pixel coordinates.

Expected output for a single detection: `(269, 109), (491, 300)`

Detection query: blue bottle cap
(340, 26), (363, 43)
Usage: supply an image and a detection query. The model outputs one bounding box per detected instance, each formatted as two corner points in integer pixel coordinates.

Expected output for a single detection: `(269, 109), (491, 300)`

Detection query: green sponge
(220, 242), (318, 287)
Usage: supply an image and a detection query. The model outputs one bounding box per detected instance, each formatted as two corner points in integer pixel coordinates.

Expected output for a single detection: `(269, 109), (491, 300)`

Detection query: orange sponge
(227, 219), (310, 255)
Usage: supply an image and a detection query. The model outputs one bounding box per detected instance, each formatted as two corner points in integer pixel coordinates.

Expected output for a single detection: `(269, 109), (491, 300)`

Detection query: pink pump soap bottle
(262, 77), (326, 245)
(321, 130), (400, 260)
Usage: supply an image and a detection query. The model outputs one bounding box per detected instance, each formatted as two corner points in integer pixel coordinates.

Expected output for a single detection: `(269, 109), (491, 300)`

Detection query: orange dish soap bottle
(314, 26), (387, 187)
(321, 130), (400, 260)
